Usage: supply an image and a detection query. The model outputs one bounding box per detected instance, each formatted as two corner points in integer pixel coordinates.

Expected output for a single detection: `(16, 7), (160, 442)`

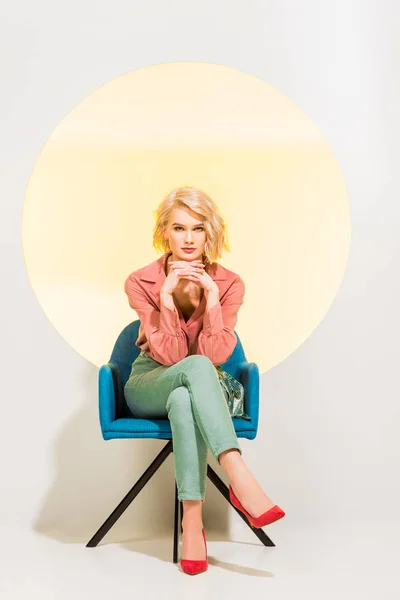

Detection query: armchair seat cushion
(102, 416), (257, 440)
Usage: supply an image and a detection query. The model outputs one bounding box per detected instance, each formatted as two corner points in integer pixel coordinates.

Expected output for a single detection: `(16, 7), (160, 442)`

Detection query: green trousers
(123, 351), (242, 501)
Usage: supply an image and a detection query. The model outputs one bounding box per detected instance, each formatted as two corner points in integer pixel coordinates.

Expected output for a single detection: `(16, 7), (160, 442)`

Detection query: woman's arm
(197, 276), (245, 365)
(124, 274), (189, 365)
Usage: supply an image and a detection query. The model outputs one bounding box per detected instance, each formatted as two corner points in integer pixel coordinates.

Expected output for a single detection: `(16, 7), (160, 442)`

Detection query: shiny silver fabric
(214, 364), (251, 420)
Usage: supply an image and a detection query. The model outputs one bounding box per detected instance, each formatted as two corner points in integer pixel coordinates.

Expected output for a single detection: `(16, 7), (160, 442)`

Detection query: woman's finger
(173, 265), (204, 272)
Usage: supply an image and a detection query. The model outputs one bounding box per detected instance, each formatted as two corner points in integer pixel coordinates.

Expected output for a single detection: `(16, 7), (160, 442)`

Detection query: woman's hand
(161, 259), (206, 295)
(169, 259), (218, 293)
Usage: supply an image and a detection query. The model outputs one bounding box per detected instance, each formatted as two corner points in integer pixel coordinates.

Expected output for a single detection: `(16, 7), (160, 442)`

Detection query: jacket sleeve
(196, 276), (245, 365)
(124, 274), (189, 365)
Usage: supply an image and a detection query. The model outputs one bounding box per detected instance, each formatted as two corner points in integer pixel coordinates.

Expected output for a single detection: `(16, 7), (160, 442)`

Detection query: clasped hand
(169, 259), (217, 293)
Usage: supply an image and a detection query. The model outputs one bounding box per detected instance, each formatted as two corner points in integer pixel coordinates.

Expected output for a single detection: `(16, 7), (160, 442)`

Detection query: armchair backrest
(108, 320), (247, 418)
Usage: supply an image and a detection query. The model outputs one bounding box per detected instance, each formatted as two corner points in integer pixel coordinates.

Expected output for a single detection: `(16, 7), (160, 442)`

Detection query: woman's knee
(166, 386), (192, 421)
(180, 354), (216, 377)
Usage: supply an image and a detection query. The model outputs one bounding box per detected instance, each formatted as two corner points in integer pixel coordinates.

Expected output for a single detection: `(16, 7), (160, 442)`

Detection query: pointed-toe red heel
(229, 485), (285, 528)
(180, 528), (208, 575)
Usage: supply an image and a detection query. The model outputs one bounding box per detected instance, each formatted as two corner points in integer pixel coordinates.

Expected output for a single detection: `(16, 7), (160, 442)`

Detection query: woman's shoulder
(207, 262), (245, 302)
(208, 261), (244, 284)
(125, 254), (167, 283)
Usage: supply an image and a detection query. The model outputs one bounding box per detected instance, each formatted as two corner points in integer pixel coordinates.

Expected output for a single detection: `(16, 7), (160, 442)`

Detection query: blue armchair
(87, 320), (276, 559)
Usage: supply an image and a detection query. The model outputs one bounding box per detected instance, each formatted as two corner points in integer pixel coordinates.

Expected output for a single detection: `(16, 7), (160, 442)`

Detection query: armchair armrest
(237, 361), (260, 429)
(98, 362), (119, 437)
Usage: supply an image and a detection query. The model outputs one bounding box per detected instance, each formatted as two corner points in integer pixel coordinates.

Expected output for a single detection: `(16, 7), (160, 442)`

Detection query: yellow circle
(22, 62), (351, 373)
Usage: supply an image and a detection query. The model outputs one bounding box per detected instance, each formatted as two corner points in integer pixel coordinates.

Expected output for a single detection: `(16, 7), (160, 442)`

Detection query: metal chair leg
(172, 479), (184, 563)
(173, 480), (180, 563)
(86, 440), (173, 547)
(87, 441), (276, 558)
(180, 497), (183, 534)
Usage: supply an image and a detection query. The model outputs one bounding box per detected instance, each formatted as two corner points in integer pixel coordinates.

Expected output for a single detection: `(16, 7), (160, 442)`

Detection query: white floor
(1, 520), (399, 599)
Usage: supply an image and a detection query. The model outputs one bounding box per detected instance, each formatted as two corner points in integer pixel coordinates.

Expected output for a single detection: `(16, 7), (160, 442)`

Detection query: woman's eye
(174, 227), (204, 231)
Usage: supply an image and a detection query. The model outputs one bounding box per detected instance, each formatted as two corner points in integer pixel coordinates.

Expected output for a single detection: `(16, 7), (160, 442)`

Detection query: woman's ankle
(182, 500), (203, 529)
(218, 448), (242, 466)
(182, 516), (204, 531)
(218, 448), (246, 483)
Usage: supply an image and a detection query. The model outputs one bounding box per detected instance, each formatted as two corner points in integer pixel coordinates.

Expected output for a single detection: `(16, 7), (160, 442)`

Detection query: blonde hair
(152, 186), (230, 264)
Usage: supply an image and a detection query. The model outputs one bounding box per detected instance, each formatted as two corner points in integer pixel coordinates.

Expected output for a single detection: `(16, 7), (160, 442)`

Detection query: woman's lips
(182, 248), (195, 253)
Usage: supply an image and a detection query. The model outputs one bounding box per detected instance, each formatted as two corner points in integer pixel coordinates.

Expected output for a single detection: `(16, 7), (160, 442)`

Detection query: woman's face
(164, 207), (207, 262)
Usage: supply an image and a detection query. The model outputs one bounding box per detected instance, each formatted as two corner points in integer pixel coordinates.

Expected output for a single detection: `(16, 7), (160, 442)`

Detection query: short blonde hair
(152, 186), (230, 264)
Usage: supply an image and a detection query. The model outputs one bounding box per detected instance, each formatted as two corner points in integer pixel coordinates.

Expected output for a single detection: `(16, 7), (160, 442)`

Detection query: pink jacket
(124, 252), (245, 366)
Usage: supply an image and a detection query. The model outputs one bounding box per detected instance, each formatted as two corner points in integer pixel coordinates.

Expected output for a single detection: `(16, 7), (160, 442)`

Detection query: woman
(124, 186), (285, 575)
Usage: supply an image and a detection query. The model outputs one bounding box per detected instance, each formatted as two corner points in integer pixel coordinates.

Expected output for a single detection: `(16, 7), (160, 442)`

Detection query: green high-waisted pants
(123, 351), (242, 501)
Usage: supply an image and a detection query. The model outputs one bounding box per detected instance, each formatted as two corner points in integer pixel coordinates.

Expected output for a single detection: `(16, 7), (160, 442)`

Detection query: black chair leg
(173, 482), (184, 563)
(180, 495), (183, 534)
(173, 481), (181, 563)
(86, 440), (173, 547)
(207, 463), (276, 547)
(87, 442), (276, 557)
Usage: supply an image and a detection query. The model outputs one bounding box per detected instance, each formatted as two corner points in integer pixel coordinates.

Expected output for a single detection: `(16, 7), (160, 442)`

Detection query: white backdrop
(1, 0), (399, 597)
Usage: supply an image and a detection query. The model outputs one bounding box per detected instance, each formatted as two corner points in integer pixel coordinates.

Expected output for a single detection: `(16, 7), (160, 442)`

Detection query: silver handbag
(214, 365), (251, 420)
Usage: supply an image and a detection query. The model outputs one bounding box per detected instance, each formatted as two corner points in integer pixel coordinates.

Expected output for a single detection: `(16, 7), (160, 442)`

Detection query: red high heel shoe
(229, 485), (285, 528)
(180, 528), (208, 575)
